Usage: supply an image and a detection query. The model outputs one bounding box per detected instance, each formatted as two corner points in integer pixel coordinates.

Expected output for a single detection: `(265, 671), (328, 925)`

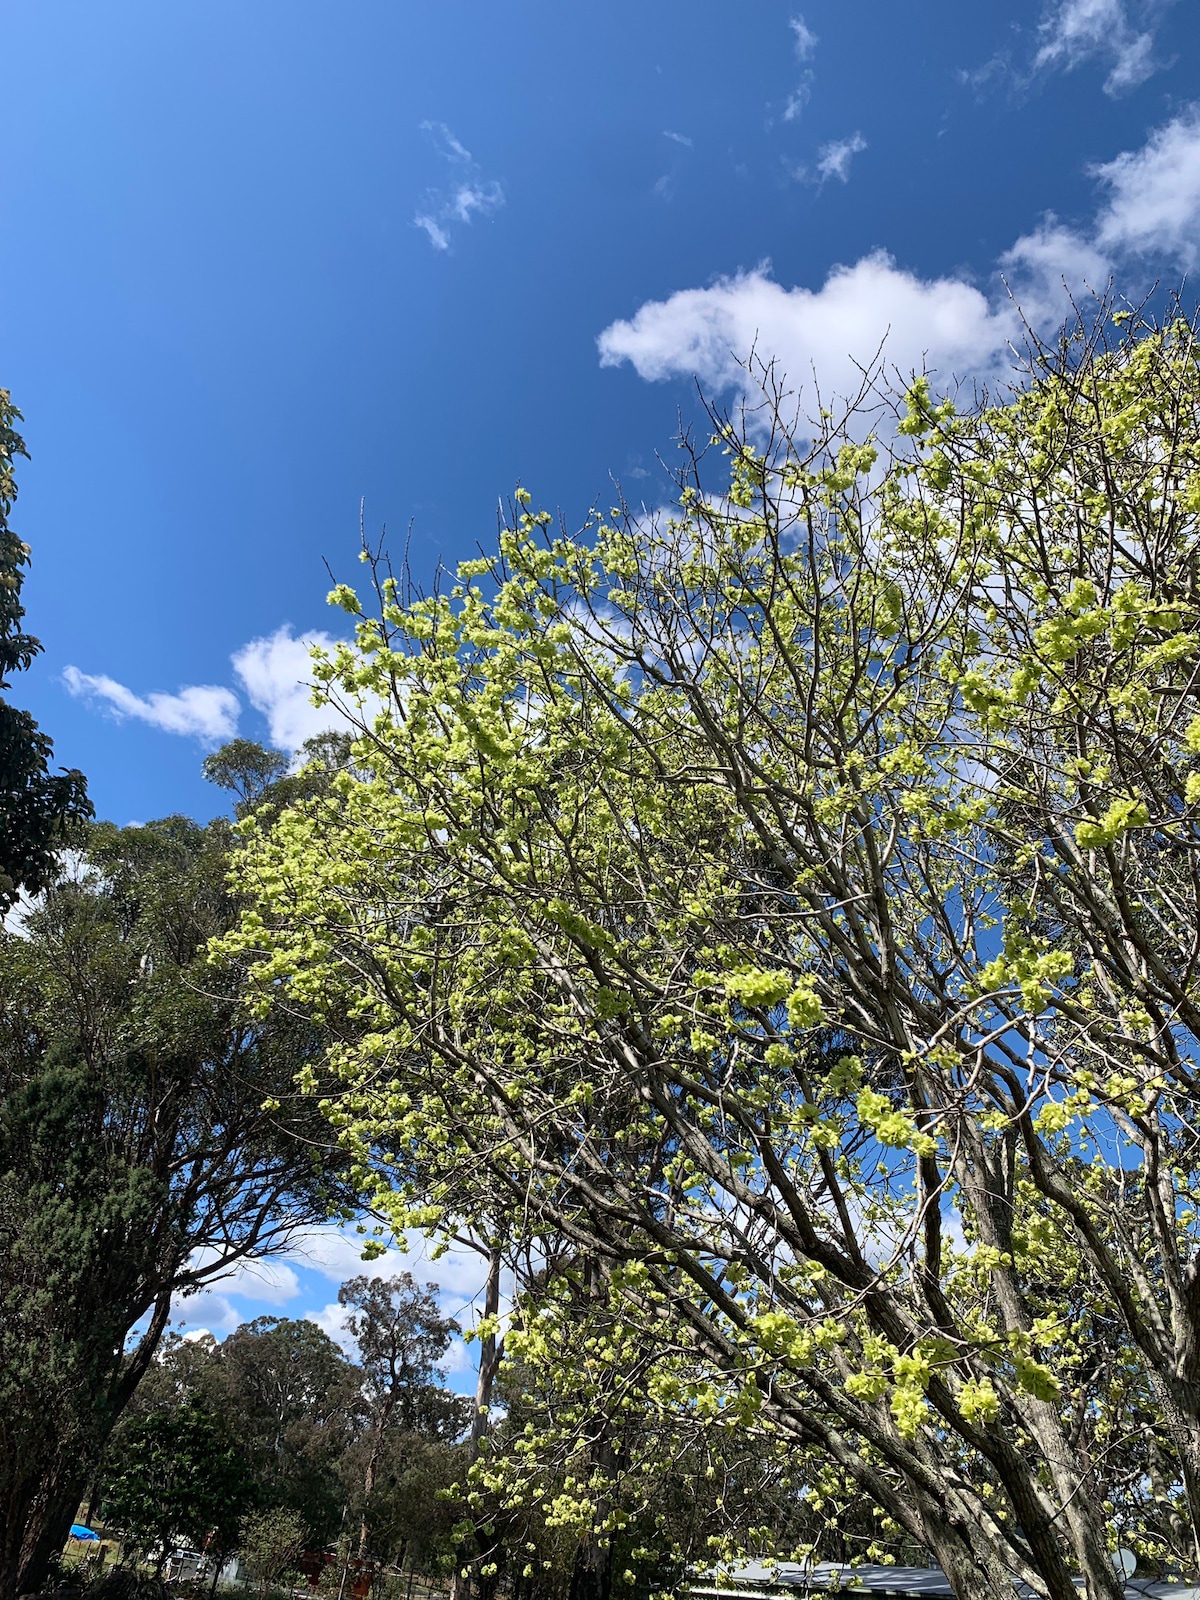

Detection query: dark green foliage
(0, 390), (90, 910)
(338, 1275), (462, 1562)
(203, 734), (352, 823)
(211, 1318), (359, 1542)
(0, 816), (353, 1600)
(238, 1506), (308, 1595)
(102, 1304), (470, 1578)
(101, 1407), (251, 1568)
(201, 741), (290, 813)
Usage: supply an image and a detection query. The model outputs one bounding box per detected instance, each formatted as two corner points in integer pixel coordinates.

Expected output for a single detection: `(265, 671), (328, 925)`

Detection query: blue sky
(4, 0), (1200, 1370)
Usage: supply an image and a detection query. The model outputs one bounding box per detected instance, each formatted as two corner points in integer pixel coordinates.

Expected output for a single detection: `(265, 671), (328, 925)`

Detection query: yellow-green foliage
(220, 318), (1200, 1594)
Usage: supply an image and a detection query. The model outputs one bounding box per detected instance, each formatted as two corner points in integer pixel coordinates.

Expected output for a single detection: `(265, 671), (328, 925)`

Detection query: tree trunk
(448, 1244), (502, 1600)
(357, 1423), (384, 1563)
(0, 1463), (89, 1600)
(567, 1540), (611, 1600)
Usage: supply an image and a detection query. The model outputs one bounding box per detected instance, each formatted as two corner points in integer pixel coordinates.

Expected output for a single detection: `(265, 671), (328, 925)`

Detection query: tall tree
(0, 390), (90, 910)
(213, 1317), (360, 1541)
(338, 1274), (459, 1560)
(0, 815), (354, 1600)
(228, 311), (1200, 1600)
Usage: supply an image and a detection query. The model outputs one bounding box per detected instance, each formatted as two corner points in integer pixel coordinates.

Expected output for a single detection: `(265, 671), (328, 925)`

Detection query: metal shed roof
(687, 1561), (1200, 1600)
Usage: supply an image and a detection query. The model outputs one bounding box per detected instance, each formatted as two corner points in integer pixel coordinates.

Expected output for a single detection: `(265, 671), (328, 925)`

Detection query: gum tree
(337, 1273), (462, 1561)
(0, 816), (354, 1600)
(227, 314), (1200, 1600)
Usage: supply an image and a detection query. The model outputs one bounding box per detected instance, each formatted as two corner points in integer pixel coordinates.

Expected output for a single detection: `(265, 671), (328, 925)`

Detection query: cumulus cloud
(231, 626), (345, 753)
(1092, 106), (1200, 264)
(194, 1253), (302, 1305)
(599, 106), (1200, 405)
(1033, 0), (1162, 95)
(62, 666), (239, 744)
(66, 624), (357, 755)
(289, 1222), (503, 1318)
(598, 251), (1016, 403)
(171, 1291), (244, 1336)
(999, 218), (1114, 322)
(287, 1223), (413, 1286)
(414, 121), (504, 252)
(815, 132), (867, 184)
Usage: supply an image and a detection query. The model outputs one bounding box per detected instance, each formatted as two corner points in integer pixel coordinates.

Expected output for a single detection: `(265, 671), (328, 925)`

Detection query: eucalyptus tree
(212, 1316), (359, 1541)
(226, 312), (1200, 1600)
(338, 1273), (461, 1560)
(0, 815), (354, 1600)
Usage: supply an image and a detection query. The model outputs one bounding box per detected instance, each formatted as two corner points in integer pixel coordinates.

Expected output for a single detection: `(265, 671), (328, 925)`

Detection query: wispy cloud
(815, 132), (867, 184)
(790, 14), (818, 61)
(64, 623), (359, 755)
(654, 130), (696, 202)
(1033, 0), (1162, 94)
(965, 0), (1171, 98)
(62, 666), (239, 745)
(414, 121), (504, 252)
(783, 14), (818, 122)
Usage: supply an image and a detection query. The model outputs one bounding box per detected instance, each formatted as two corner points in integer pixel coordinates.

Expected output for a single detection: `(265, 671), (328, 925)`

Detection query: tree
(338, 1274), (461, 1560)
(110, 1318), (360, 1546)
(0, 814), (355, 1600)
(238, 1507), (308, 1597)
(0, 390), (91, 911)
(101, 1407), (250, 1573)
(227, 310), (1200, 1600)
(214, 1317), (360, 1542)
(201, 740), (290, 814)
(203, 734), (353, 824)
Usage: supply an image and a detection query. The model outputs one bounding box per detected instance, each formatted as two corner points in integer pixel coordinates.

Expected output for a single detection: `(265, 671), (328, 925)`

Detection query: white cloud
(288, 1222), (500, 1317)
(790, 15), (817, 61)
(598, 252), (1016, 403)
(784, 85), (813, 123)
(783, 14), (817, 121)
(286, 1223), (411, 1285)
(1033, 0), (1161, 95)
(1000, 218), (1113, 322)
(169, 1289), (245, 1337)
(815, 132), (867, 184)
(201, 1255), (302, 1305)
(231, 626), (344, 753)
(598, 106), (1200, 405)
(62, 666), (239, 744)
(64, 625), (361, 757)
(663, 130), (693, 149)
(306, 1300), (358, 1356)
(414, 215), (451, 251)
(414, 122), (504, 252)
(290, 1223), (508, 1386)
(1092, 106), (1200, 265)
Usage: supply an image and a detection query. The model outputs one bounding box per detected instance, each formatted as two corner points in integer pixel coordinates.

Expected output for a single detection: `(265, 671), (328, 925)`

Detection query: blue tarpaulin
(68, 1526), (99, 1542)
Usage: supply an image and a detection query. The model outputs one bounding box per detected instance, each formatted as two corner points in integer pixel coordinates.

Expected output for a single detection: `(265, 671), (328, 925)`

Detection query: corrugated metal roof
(686, 1561), (1200, 1600)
